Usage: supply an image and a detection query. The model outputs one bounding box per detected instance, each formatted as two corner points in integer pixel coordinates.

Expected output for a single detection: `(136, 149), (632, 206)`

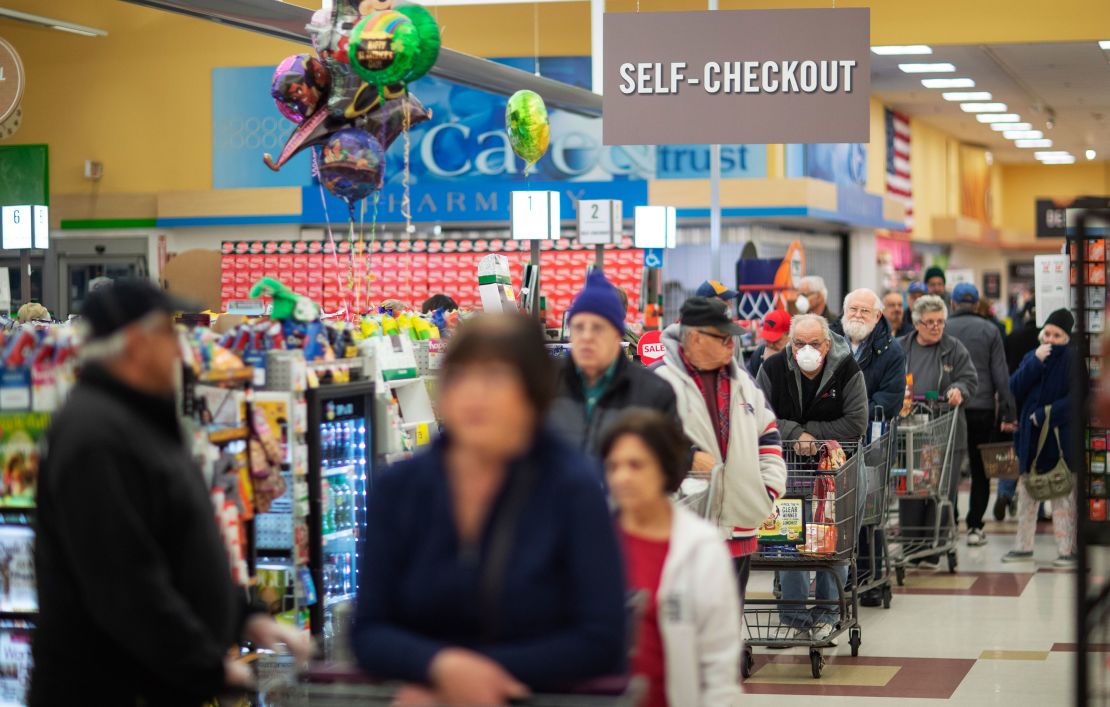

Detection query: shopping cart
(854, 424), (898, 609)
(741, 439), (862, 680)
(885, 403), (962, 583)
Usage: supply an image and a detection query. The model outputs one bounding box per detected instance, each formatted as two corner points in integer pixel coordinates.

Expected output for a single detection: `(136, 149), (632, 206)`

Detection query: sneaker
(993, 496), (1010, 522)
(812, 622), (838, 646)
(1053, 554), (1077, 569)
(967, 528), (988, 547)
(1002, 550), (1034, 563)
(792, 625), (812, 640)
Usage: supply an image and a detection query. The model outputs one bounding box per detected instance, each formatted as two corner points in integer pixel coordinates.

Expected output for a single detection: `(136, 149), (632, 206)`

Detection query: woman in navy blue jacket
(1002, 308), (1078, 568)
(352, 314), (626, 705)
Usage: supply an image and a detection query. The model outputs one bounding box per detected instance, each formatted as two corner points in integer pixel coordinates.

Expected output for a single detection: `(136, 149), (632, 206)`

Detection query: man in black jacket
(32, 279), (308, 706)
(548, 270), (679, 459)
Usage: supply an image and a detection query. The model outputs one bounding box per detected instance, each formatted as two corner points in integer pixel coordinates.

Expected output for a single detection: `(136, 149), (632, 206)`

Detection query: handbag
(1023, 406), (1074, 501)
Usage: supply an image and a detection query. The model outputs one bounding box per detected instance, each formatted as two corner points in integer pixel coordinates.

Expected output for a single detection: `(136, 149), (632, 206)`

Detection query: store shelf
(323, 528), (357, 543)
(322, 464), (356, 478)
(208, 426), (250, 444)
(199, 368), (255, 385)
(324, 593), (357, 608)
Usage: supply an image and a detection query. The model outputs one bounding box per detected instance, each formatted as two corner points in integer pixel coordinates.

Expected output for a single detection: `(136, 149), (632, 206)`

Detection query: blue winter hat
(567, 269), (626, 334)
(952, 282), (980, 304)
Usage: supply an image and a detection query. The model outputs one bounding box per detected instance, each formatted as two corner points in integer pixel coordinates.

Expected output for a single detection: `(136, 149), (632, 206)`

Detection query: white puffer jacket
(655, 324), (788, 538)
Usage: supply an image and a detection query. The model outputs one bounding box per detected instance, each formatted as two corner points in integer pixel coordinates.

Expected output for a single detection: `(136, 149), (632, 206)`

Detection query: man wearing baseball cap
(945, 282), (1016, 548)
(549, 270), (679, 458)
(906, 281), (928, 310)
(32, 279), (309, 705)
(746, 309), (791, 378)
(695, 279), (746, 368)
(654, 297), (787, 604)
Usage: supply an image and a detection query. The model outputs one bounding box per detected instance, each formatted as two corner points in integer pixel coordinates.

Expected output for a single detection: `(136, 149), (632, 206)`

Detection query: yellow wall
(906, 119), (961, 241)
(999, 161), (1110, 238)
(866, 98), (886, 195)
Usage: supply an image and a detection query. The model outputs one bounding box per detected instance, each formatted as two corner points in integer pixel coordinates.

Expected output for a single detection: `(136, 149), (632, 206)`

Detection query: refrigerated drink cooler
(306, 381), (375, 651)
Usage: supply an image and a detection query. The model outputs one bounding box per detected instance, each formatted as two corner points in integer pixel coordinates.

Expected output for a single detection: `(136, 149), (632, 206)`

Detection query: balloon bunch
(263, 0), (441, 211)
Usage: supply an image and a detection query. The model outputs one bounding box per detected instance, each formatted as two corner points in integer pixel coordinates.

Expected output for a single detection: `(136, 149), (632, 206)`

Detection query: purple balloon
(271, 54), (331, 123)
(319, 128), (385, 204)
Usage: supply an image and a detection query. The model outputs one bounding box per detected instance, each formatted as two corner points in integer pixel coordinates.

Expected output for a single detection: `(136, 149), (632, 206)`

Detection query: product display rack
(1070, 208), (1110, 706)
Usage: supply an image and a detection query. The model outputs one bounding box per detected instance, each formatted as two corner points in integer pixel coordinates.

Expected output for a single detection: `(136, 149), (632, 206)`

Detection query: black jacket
(548, 353), (679, 458)
(830, 316), (907, 421)
(32, 366), (247, 706)
(756, 334), (869, 446)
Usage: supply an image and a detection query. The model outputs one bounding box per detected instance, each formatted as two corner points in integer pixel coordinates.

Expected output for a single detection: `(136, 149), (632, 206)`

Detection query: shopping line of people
(29, 271), (1080, 706)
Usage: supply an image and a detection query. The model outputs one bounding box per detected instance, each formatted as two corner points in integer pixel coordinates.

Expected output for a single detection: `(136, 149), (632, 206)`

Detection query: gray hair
(799, 275), (828, 299)
(679, 324), (695, 345)
(882, 290), (904, 303)
(911, 294), (948, 325)
(788, 313), (830, 343)
(842, 288), (883, 315)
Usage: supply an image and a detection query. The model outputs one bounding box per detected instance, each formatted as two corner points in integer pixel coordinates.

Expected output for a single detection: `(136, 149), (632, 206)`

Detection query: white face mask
(795, 295), (810, 313)
(795, 344), (823, 373)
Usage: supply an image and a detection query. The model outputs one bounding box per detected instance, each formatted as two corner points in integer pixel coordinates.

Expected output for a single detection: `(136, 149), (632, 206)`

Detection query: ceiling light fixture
(960, 102), (1008, 113)
(1016, 139), (1053, 148)
(899, 63), (956, 73)
(1003, 130), (1044, 140)
(976, 114), (1022, 123)
(1035, 151), (1073, 159)
(871, 45), (933, 55)
(992, 122), (1032, 131)
(921, 78), (976, 89)
(1039, 156), (1077, 164)
(1088, 149), (1098, 160)
(1100, 41), (1110, 50)
(942, 91), (992, 101)
(0, 7), (107, 36)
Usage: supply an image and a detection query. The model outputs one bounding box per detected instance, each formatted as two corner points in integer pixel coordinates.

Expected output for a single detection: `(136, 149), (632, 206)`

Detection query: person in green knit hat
(924, 265), (949, 305)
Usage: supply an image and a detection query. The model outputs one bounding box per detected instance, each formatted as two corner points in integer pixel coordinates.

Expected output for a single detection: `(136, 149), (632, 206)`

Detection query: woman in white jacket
(601, 410), (741, 707)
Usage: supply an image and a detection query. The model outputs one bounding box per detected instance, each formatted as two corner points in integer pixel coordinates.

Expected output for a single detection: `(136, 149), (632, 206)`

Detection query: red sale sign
(638, 330), (666, 365)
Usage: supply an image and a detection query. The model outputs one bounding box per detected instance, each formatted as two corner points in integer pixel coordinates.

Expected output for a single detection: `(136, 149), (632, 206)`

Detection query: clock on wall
(0, 38), (25, 127)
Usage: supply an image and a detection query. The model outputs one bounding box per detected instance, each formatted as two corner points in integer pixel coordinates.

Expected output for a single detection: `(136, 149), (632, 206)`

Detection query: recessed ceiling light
(872, 45), (933, 55)
(1100, 41), (1110, 50)
(942, 91), (992, 101)
(1016, 139), (1053, 148)
(976, 114), (1022, 123)
(960, 103), (1008, 113)
(922, 78), (975, 89)
(899, 63), (956, 73)
(991, 122), (1032, 131)
(1087, 149), (1097, 160)
(1039, 156), (1076, 164)
(1003, 130), (1044, 139)
(1035, 151), (1073, 159)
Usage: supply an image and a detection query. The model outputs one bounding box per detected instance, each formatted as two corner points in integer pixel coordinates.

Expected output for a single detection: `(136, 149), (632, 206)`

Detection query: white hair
(842, 288), (883, 315)
(799, 275), (828, 299)
(788, 313), (830, 343)
(911, 294), (948, 325)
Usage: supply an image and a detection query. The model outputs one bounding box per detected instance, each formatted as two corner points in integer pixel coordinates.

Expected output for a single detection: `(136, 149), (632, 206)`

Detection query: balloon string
(533, 2), (540, 77)
(347, 202), (357, 321)
(402, 96), (412, 234)
(357, 199), (366, 319)
(315, 157), (347, 311)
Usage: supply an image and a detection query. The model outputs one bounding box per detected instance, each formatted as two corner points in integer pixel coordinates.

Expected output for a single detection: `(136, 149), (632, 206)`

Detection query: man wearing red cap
(746, 309), (791, 378)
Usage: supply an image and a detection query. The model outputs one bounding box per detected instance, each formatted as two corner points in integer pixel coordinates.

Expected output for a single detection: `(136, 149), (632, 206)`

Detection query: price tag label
(415, 423), (431, 447)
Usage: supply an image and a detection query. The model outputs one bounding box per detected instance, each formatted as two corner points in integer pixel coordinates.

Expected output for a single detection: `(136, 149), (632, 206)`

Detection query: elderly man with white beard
(831, 288), (907, 423)
(830, 288), (907, 607)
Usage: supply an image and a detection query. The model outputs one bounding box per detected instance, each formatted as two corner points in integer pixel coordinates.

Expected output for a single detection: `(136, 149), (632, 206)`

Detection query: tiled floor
(740, 504), (1076, 705)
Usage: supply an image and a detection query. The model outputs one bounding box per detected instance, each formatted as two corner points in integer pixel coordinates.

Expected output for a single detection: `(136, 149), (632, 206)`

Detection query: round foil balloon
(271, 54), (331, 123)
(348, 11), (419, 87)
(396, 4), (441, 82)
(505, 90), (550, 174)
(319, 129), (385, 204)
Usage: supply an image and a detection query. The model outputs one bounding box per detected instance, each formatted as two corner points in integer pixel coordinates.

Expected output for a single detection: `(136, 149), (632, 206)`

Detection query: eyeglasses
(697, 329), (734, 345)
(846, 306), (875, 316)
(917, 318), (945, 330)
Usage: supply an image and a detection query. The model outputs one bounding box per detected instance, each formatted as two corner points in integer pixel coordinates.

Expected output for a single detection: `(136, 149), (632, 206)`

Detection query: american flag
(885, 109), (913, 231)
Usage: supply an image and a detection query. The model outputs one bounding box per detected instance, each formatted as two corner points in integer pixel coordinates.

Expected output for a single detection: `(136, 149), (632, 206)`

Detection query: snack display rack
(1072, 209), (1110, 706)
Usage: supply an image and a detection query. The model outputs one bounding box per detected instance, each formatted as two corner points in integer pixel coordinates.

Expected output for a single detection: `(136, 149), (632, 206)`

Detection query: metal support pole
(19, 250), (30, 308)
(707, 0), (721, 282)
(530, 240), (541, 317)
(590, 0), (604, 95)
(595, 245), (604, 270)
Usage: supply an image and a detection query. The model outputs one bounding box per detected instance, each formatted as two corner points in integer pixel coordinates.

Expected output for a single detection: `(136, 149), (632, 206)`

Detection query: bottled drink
(321, 481), (336, 535)
(321, 423), (333, 465)
(341, 553), (354, 595)
(333, 478), (349, 530)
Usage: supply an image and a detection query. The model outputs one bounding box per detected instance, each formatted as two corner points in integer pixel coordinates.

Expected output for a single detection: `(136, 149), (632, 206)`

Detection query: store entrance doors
(46, 236), (150, 320)
(62, 257), (147, 318)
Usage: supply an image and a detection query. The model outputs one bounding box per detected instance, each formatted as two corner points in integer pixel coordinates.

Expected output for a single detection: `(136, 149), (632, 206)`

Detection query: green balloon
(396, 4), (441, 83)
(505, 90), (550, 175)
(349, 10), (420, 87)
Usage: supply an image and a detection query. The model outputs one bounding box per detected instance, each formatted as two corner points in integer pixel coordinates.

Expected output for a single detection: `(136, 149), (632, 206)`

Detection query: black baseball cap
(679, 296), (744, 336)
(80, 278), (196, 340)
